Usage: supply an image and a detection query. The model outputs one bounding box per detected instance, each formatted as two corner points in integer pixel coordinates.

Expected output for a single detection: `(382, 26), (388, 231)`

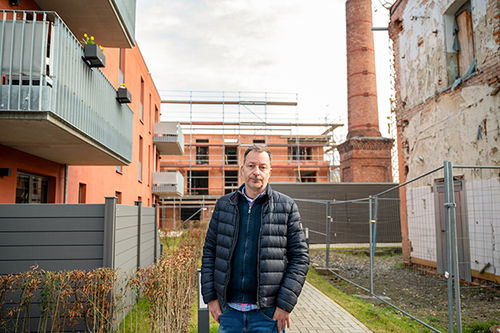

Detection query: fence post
(197, 268), (209, 333)
(444, 161), (455, 333)
(370, 195), (378, 295)
(445, 161), (462, 333)
(103, 197), (117, 268)
(135, 201), (142, 270)
(325, 201), (332, 268)
(153, 203), (158, 263)
(368, 195), (374, 295)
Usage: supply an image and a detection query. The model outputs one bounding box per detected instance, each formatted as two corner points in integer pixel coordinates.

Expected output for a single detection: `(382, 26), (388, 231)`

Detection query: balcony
(0, 11), (133, 165)
(152, 171), (184, 197)
(154, 122), (184, 155)
(34, 0), (136, 48)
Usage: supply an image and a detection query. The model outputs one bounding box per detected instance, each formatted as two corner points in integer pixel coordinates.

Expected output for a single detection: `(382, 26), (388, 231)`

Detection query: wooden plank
(115, 226), (137, 245)
(115, 240), (137, 258)
(114, 241), (137, 259)
(456, 9), (474, 76)
(115, 215), (137, 229)
(0, 204), (105, 218)
(0, 231), (104, 246)
(115, 247), (137, 271)
(0, 246), (103, 260)
(116, 204), (138, 218)
(0, 217), (104, 232)
(0, 259), (102, 274)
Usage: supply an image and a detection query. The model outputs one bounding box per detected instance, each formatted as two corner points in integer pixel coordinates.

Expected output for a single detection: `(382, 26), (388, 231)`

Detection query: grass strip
(306, 267), (432, 333)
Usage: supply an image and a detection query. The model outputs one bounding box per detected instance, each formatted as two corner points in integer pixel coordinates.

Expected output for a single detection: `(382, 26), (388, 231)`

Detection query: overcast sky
(135, 0), (394, 139)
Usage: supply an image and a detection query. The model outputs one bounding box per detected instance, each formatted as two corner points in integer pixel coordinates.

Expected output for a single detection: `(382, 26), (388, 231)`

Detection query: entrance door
(434, 180), (471, 281)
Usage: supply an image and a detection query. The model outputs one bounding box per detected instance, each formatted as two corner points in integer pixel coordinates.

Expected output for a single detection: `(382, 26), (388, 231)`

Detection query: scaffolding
(157, 90), (343, 229)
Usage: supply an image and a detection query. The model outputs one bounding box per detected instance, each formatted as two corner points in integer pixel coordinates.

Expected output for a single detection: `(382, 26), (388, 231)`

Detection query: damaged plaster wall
(397, 0), (497, 109)
(390, 0), (500, 281)
(403, 85), (499, 178)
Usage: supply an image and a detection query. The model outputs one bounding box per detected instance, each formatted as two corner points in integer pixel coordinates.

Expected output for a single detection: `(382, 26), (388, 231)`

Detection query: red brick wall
(345, 0), (381, 138)
(160, 134), (331, 196)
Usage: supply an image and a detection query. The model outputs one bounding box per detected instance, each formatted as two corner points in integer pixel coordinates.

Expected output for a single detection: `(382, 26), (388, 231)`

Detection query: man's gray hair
(243, 145), (272, 164)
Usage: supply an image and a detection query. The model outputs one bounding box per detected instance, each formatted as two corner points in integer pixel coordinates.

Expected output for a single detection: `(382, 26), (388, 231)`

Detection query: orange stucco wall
(0, 145), (65, 203)
(67, 45), (160, 206)
(0, 1), (160, 206)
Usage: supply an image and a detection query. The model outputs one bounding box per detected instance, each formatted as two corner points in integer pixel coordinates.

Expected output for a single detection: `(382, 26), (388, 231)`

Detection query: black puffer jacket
(201, 185), (309, 313)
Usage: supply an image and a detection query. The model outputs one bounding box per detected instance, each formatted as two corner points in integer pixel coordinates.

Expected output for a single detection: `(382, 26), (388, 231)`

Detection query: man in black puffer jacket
(201, 145), (309, 333)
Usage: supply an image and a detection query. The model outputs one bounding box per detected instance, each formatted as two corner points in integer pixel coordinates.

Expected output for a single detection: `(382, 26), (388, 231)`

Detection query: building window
(140, 77), (144, 123)
(148, 144), (151, 186)
(119, 49), (126, 85)
(224, 170), (239, 194)
(139, 136), (143, 182)
(148, 94), (152, 133)
(78, 183), (87, 203)
(155, 105), (159, 123)
(16, 171), (49, 203)
(445, 1), (474, 82)
(288, 146), (312, 161)
(188, 170), (209, 195)
(115, 191), (122, 204)
(225, 146), (238, 165)
(299, 171), (317, 183)
(196, 139), (209, 165)
(253, 139), (266, 144)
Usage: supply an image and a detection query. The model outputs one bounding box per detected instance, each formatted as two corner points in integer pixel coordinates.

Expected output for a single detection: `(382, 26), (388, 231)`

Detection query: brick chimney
(338, 0), (393, 182)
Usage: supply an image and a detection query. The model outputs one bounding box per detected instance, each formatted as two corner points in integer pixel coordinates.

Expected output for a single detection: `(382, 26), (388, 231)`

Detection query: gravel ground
(310, 248), (500, 331)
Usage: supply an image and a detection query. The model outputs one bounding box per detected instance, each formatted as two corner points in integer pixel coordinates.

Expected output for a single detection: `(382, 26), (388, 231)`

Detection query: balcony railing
(154, 122), (184, 155)
(152, 171), (184, 197)
(0, 11), (133, 165)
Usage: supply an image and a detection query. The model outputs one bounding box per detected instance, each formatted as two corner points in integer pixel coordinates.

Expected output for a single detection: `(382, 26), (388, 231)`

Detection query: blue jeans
(218, 306), (285, 333)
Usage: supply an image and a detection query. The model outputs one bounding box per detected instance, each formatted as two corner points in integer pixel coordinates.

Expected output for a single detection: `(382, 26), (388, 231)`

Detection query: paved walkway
(289, 282), (371, 333)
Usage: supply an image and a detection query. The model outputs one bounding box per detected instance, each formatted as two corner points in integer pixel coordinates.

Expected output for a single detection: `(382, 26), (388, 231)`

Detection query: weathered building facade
(389, 0), (499, 282)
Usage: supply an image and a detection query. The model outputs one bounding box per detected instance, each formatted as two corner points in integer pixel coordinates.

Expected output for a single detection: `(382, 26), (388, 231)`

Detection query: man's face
(241, 151), (272, 195)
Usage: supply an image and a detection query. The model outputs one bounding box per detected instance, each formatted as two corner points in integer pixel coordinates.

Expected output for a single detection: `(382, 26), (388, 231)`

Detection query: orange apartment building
(0, 0), (182, 206)
(153, 93), (341, 228)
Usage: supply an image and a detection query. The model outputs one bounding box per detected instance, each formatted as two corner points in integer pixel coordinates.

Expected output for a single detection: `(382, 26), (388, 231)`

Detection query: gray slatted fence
(0, 197), (159, 332)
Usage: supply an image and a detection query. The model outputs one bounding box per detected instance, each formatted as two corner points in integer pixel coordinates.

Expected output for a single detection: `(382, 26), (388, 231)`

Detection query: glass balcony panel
(153, 122), (184, 155)
(152, 171), (184, 197)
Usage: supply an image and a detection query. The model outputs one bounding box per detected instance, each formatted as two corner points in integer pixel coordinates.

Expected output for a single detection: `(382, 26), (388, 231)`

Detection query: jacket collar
(230, 183), (272, 205)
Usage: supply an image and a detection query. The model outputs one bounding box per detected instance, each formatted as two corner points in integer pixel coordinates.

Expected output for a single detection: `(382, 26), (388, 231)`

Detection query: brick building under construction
(153, 91), (342, 229)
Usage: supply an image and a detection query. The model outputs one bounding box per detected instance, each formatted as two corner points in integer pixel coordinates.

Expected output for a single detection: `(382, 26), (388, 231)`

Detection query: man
(201, 145), (309, 333)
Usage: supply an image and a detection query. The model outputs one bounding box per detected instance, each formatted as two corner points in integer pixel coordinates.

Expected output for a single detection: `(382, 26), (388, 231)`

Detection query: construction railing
(302, 161), (500, 333)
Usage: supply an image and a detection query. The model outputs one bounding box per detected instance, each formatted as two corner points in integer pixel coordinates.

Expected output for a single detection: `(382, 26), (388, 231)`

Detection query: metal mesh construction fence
(304, 162), (500, 333)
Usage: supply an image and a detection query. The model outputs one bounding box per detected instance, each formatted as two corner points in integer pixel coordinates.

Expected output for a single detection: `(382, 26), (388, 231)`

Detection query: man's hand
(207, 300), (222, 323)
(273, 307), (290, 332)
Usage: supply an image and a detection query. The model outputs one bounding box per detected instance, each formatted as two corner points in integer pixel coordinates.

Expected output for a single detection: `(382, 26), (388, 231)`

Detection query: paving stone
(289, 282), (371, 333)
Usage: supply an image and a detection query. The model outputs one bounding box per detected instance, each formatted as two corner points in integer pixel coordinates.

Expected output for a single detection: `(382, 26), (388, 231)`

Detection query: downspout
(64, 164), (68, 203)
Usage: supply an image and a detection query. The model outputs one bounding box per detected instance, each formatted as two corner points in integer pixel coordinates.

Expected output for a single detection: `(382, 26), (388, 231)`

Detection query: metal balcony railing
(0, 10), (133, 163)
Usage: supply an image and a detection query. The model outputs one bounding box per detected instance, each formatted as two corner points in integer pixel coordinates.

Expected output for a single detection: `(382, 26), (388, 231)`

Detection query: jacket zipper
(256, 201), (266, 308)
(224, 203), (240, 306)
(242, 205), (251, 297)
